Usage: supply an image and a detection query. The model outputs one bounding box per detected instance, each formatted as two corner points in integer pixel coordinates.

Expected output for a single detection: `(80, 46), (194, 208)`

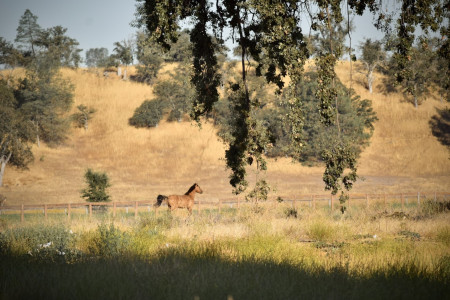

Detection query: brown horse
(155, 183), (203, 215)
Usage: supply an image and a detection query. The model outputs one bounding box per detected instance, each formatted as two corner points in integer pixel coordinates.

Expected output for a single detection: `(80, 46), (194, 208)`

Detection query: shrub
(0, 224), (76, 260)
(81, 168), (111, 203)
(420, 200), (450, 216)
(88, 223), (129, 257)
(129, 99), (166, 128)
(307, 221), (334, 241)
(284, 207), (298, 218)
(436, 226), (450, 246)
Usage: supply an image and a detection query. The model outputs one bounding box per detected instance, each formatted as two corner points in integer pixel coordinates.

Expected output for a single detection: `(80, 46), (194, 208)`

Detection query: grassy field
(0, 201), (449, 299)
(0, 61), (449, 206)
(0, 62), (449, 298)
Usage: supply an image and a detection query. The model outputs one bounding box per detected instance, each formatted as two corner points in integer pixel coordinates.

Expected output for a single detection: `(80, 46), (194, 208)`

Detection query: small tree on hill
(113, 40), (133, 79)
(36, 25), (82, 68)
(135, 31), (164, 84)
(72, 104), (96, 131)
(81, 169), (111, 203)
(359, 38), (386, 93)
(14, 9), (41, 58)
(85, 48), (109, 68)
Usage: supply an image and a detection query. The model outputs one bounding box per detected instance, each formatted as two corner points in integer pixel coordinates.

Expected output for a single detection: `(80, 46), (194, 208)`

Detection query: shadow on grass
(430, 107), (450, 148)
(1, 248), (448, 300)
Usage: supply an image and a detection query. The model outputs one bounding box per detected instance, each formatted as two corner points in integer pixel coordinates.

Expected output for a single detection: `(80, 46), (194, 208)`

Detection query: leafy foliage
(0, 224), (75, 259)
(129, 99), (166, 128)
(72, 104), (96, 131)
(322, 143), (358, 213)
(134, 0), (447, 197)
(134, 31), (164, 84)
(359, 38), (386, 93)
(14, 61), (74, 146)
(15, 9), (82, 68)
(130, 63), (195, 127)
(0, 80), (34, 187)
(113, 40), (133, 66)
(14, 9), (41, 58)
(245, 179), (271, 203)
(0, 37), (23, 69)
(36, 25), (82, 68)
(85, 48), (109, 68)
(89, 223), (129, 257)
(215, 71), (377, 165)
(81, 169), (111, 203)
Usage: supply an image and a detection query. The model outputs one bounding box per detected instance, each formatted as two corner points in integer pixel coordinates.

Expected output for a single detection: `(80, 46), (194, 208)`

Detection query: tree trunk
(0, 152), (12, 187)
(367, 70), (374, 94)
(414, 84), (418, 109)
(83, 114), (88, 131)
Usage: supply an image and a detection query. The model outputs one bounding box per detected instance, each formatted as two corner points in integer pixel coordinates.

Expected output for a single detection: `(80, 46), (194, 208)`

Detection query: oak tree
(134, 0), (447, 203)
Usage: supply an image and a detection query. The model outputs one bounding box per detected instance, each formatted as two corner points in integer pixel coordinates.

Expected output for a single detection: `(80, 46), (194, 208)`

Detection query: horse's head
(194, 183), (203, 194)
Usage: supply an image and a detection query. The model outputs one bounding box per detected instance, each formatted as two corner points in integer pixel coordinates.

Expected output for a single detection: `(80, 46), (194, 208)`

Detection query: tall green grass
(1, 204), (449, 299)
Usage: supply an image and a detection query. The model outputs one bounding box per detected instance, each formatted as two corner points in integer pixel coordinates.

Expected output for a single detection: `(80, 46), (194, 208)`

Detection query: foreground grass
(1, 204), (449, 299)
(2, 248), (448, 299)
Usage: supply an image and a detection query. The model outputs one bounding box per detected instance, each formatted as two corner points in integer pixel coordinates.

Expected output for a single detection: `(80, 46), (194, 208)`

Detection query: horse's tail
(155, 195), (168, 207)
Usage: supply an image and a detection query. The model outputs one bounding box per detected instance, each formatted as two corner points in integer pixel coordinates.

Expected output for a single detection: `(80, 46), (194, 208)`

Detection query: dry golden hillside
(1, 62), (449, 205)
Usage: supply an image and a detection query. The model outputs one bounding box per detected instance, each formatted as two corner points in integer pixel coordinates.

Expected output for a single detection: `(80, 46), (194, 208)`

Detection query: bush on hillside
(129, 65), (194, 127)
(128, 99), (166, 128)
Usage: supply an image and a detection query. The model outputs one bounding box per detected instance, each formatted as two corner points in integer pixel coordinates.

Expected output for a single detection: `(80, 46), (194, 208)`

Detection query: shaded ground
(1, 252), (448, 300)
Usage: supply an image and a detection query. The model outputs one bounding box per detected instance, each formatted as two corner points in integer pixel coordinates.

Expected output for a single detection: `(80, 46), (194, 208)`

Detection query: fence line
(0, 192), (448, 222)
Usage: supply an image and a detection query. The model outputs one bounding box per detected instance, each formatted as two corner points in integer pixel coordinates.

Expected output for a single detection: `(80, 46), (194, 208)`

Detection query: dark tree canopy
(0, 80), (34, 187)
(85, 48), (109, 68)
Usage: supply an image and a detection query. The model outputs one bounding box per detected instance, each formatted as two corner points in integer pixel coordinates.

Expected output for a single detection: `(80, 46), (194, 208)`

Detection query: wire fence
(0, 191), (449, 222)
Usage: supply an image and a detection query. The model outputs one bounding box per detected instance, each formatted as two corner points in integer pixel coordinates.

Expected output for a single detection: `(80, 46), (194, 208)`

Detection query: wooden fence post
(313, 194), (316, 210)
(21, 204), (24, 222)
(417, 192), (420, 207)
(44, 204), (48, 220)
(89, 203), (92, 218)
(237, 197), (240, 215)
(135, 201), (138, 219)
(401, 194), (404, 210)
(68, 203), (71, 220)
(330, 195), (333, 210)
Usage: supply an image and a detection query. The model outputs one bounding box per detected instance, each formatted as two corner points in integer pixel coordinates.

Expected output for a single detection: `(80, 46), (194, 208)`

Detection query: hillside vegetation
(1, 62), (449, 204)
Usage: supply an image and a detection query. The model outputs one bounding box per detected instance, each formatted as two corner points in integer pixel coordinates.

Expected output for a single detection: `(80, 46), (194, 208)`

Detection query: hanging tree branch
(133, 0), (447, 198)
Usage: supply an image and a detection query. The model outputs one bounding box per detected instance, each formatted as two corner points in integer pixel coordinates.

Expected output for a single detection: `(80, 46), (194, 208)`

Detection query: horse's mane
(184, 183), (197, 195)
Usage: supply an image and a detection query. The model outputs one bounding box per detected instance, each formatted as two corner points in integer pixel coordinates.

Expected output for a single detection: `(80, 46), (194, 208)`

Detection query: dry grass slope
(2, 62), (449, 204)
